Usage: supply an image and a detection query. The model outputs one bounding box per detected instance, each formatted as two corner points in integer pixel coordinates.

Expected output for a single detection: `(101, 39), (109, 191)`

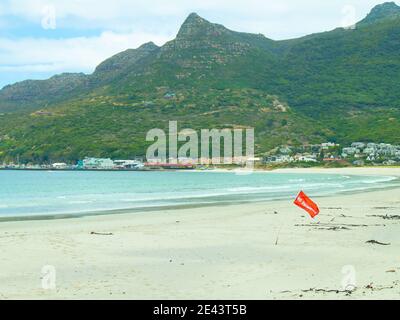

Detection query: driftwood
(368, 214), (400, 220)
(301, 288), (354, 294)
(326, 226), (350, 231)
(90, 232), (114, 236)
(296, 223), (383, 228)
(281, 281), (400, 296)
(366, 240), (390, 246)
(365, 282), (397, 291)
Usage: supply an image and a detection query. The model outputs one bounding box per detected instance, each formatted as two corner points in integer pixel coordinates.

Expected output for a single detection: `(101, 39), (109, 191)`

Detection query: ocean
(0, 170), (397, 219)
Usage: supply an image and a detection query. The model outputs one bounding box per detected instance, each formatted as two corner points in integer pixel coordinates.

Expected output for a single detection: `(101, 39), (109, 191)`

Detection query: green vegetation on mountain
(0, 2), (400, 163)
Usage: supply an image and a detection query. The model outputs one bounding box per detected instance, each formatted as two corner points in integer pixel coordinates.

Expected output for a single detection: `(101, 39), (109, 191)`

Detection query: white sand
(0, 167), (399, 300)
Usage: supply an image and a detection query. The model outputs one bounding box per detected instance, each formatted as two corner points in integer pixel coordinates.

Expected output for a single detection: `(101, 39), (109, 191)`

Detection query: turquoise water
(0, 170), (397, 218)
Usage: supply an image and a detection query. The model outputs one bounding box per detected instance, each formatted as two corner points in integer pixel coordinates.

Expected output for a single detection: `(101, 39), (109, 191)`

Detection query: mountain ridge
(359, 1), (400, 25)
(0, 2), (400, 162)
(2, 2), (399, 105)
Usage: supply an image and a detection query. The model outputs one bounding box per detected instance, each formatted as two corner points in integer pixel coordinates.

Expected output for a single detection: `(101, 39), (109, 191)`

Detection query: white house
(351, 142), (366, 149)
(83, 158), (115, 169)
(52, 163), (68, 169)
(113, 160), (144, 169)
(321, 142), (339, 150)
(342, 147), (359, 157)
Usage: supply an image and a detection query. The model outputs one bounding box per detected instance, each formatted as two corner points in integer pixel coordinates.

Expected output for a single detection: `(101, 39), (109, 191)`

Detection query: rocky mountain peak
(176, 12), (227, 39)
(360, 1), (400, 25)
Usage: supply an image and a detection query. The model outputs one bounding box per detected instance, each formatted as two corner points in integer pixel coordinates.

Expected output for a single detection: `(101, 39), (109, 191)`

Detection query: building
(342, 147), (359, 157)
(279, 146), (292, 154)
(321, 142), (339, 150)
(82, 158), (115, 169)
(113, 160), (144, 170)
(363, 147), (376, 155)
(52, 163), (68, 169)
(294, 154), (317, 162)
(323, 155), (342, 162)
(164, 93), (176, 99)
(351, 142), (366, 149)
(265, 155), (294, 164)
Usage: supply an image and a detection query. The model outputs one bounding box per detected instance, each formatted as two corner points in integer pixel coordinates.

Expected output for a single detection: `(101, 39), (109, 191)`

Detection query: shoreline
(1, 165), (400, 172)
(0, 179), (399, 223)
(273, 167), (400, 175)
(1, 167), (400, 299)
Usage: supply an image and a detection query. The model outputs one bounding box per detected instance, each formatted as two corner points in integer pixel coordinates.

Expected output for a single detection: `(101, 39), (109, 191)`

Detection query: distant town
(1, 142), (400, 170)
(0, 157), (196, 171)
(264, 142), (400, 167)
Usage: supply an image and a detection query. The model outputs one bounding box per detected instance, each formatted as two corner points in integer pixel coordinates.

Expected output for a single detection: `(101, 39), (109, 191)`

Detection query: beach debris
(364, 281), (398, 291)
(274, 226), (284, 245)
(264, 211), (279, 215)
(295, 224), (350, 231)
(296, 223), (381, 229)
(366, 240), (391, 246)
(301, 287), (354, 294)
(326, 226), (350, 231)
(338, 214), (355, 218)
(368, 214), (400, 220)
(90, 232), (114, 236)
(386, 269), (396, 273)
(294, 191), (320, 218)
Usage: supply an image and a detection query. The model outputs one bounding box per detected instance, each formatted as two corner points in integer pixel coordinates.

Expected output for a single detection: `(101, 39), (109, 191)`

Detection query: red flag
(294, 191), (320, 218)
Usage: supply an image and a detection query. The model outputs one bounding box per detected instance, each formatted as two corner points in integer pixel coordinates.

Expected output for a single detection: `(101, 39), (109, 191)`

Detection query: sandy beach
(0, 167), (399, 300)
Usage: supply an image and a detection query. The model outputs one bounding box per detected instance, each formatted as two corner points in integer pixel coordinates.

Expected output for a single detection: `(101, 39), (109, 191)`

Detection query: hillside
(0, 3), (400, 163)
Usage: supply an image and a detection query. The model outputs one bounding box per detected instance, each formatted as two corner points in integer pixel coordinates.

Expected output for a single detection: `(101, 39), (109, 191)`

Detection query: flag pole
(275, 224), (283, 246)
(275, 190), (320, 246)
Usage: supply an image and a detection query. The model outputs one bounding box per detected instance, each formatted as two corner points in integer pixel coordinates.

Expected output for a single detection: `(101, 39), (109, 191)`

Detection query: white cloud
(0, 0), (396, 87)
(0, 31), (171, 74)
(1, 0), (390, 35)
(0, 0), (374, 20)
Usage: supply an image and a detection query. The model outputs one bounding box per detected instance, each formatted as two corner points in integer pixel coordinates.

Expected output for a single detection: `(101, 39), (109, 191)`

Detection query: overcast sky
(0, 0), (397, 88)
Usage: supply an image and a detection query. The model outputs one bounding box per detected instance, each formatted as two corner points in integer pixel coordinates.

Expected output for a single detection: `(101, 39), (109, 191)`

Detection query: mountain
(0, 2), (400, 163)
(359, 2), (400, 25)
(91, 41), (160, 85)
(0, 73), (88, 113)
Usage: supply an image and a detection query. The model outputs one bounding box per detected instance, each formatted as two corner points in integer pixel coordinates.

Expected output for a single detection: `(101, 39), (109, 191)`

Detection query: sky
(0, 0), (397, 88)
